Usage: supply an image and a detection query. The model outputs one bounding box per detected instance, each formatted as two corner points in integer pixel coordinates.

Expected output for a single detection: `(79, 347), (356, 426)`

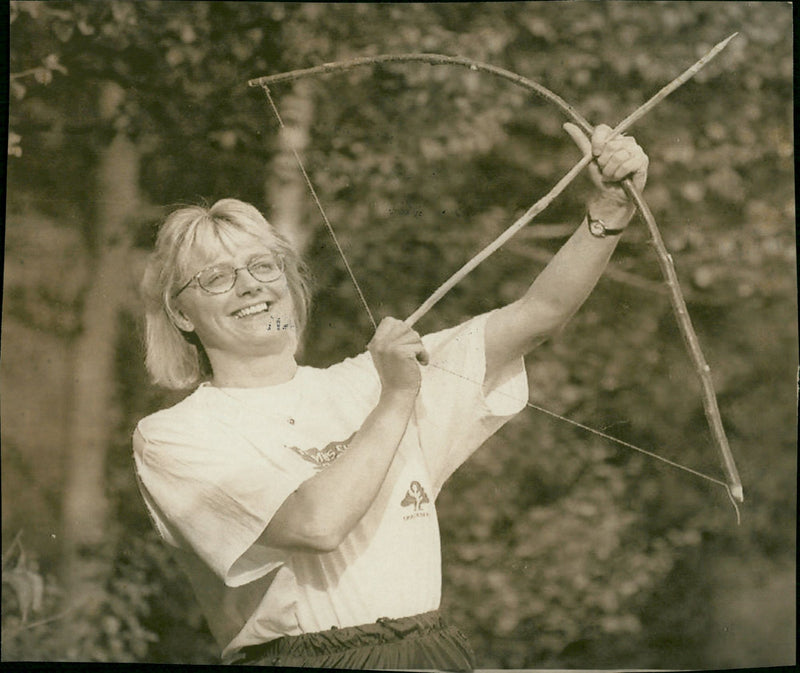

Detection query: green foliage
(4, 0), (794, 668)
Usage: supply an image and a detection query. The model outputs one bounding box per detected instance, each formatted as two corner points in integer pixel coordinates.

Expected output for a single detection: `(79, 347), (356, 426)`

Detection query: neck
(207, 349), (299, 388)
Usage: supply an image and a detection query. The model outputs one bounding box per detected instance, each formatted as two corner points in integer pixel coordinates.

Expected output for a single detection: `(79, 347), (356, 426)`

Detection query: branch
(508, 244), (672, 296)
(418, 226), (714, 298)
(415, 223), (576, 243)
(1, 599), (85, 639)
(1, 531), (24, 568)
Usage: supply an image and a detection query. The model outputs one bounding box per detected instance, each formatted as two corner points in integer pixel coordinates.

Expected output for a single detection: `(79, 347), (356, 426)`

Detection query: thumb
(563, 122), (591, 155)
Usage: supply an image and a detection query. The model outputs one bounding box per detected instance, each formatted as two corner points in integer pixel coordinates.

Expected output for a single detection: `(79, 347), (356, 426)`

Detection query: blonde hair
(141, 199), (312, 389)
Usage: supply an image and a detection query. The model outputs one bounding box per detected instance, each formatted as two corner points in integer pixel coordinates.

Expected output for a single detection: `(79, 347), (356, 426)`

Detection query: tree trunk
(264, 79), (316, 255)
(60, 81), (141, 617)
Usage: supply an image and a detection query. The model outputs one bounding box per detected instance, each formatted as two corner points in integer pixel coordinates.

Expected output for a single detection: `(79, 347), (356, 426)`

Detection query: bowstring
(261, 84), (377, 330)
(427, 362), (741, 525)
(258, 82), (740, 523)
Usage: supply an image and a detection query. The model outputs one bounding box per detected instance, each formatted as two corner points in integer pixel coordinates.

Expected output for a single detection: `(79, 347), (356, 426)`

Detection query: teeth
(234, 302), (269, 319)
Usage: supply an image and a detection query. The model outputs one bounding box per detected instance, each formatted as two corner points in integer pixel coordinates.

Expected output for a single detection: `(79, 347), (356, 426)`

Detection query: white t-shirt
(133, 312), (527, 659)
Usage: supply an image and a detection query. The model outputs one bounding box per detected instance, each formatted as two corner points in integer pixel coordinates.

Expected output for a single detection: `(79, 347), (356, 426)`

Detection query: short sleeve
(133, 412), (311, 588)
(417, 311), (529, 494)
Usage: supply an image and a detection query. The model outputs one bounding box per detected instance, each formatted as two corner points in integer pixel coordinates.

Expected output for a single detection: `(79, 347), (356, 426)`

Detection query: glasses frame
(174, 254), (285, 297)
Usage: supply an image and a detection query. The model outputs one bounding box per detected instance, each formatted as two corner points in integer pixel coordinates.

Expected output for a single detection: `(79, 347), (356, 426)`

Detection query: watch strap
(586, 212), (626, 238)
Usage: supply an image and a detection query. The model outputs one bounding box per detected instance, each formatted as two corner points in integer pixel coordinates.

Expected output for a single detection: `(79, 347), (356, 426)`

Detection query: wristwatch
(586, 212), (626, 238)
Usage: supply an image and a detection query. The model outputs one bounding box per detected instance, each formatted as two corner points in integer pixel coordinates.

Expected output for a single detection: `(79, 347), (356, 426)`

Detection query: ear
(166, 301), (195, 332)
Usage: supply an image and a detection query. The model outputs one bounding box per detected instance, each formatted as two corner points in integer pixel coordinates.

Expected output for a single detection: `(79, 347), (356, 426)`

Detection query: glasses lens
(248, 255), (284, 282)
(197, 266), (236, 293)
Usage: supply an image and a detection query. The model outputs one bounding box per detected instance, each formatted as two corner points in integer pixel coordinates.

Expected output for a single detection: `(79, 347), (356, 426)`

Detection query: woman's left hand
(564, 122), (649, 205)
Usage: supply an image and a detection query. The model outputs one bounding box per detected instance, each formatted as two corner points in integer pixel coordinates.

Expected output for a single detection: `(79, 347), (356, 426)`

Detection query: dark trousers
(231, 610), (476, 670)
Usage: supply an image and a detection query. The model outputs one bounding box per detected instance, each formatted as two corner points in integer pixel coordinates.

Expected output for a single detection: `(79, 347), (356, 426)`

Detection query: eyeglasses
(175, 254), (285, 296)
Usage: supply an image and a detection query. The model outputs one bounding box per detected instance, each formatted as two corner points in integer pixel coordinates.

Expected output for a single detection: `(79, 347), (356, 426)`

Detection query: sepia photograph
(2, 2), (795, 670)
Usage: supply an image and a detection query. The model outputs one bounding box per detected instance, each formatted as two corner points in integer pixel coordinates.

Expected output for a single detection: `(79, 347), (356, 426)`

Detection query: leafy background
(2, 1), (795, 669)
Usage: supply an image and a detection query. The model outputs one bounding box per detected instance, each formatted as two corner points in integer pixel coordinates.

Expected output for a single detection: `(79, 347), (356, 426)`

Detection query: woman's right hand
(368, 317), (428, 396)
(262, 317), (429, 553)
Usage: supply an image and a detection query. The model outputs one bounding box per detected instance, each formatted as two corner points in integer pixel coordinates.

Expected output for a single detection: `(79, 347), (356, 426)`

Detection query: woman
(133, 123), (648, 669)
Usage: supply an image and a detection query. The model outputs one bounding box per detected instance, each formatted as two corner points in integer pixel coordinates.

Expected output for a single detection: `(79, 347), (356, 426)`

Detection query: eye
(249, 255), (283, 281)
(251, 260), (275, 272)
(253, 255), (279, 269)
(198, 266), (233, 288)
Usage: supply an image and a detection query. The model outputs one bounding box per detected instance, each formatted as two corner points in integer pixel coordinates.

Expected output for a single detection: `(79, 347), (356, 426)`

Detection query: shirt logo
(401, 480), (430, 519)
(287, 433), (354, 469)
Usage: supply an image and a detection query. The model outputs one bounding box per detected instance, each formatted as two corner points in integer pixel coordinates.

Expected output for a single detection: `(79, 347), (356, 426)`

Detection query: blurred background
(2, 1), (795, 668)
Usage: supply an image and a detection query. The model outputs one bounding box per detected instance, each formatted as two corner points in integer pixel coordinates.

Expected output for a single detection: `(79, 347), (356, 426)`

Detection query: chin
(256, 318), (299, 350)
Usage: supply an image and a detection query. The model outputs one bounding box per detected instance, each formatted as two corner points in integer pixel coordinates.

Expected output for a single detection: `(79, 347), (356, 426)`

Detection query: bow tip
(718, 32), (739, 50)
(730, 483), (744, 503)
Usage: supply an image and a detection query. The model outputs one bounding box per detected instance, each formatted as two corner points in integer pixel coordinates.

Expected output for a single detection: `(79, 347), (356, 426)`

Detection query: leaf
(8, 132), (23, 158)
(77, 19), (95, 36)
(33, 67), (53, 85)
(51, 20), (74, 43)
(10, 80), (26, 100)
(42, 53), (68, 75)
(2, 567), (44, 622)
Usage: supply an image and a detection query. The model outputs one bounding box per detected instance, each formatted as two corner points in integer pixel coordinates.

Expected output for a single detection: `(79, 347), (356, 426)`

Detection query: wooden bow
(249, 35), (744, 510)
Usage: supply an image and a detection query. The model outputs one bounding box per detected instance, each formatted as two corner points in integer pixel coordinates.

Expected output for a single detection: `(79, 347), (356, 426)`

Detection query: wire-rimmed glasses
(174, 254), (285, 296)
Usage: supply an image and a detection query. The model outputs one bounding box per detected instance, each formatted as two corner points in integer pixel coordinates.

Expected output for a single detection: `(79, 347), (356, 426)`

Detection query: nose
(233, 266), (267, 296)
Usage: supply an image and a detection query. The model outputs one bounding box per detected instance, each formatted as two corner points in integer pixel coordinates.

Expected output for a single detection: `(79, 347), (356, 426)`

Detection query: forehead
(178, 220), (277, 273)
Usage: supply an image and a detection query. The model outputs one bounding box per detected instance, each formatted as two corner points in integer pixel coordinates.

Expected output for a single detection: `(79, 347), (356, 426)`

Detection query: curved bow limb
(250, 53), (590, 131)
(623, 180), (744, 502)
(250, 34), (737, 139)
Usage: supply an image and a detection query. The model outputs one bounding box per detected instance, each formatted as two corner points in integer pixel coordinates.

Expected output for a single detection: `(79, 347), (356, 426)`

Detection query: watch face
(589, 219), (605, 236)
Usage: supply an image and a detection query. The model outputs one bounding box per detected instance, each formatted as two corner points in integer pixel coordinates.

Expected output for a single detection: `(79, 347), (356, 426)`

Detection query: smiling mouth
(233, 302), (271, 319)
